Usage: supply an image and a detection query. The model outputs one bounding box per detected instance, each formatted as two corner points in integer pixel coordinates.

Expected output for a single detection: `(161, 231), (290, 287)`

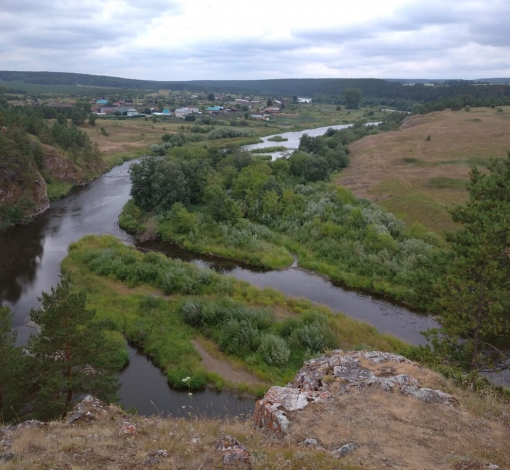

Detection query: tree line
(2, 71), (509, 106)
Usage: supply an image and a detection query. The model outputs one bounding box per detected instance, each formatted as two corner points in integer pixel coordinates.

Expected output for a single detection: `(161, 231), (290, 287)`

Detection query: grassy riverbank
(119, 201), (294, 269)
(62, 235), (405, 396)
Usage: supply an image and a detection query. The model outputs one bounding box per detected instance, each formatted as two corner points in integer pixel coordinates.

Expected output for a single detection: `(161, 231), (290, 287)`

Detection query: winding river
(0, 126), (443, 417)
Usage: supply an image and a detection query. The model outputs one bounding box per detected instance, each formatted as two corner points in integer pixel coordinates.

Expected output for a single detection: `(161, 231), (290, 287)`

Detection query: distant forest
(1, 71), (510, 105)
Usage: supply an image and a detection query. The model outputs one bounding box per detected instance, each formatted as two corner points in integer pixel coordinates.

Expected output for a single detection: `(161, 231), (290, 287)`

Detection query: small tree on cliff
(425, 155), (510, 379)
(28, 279), (119, 419)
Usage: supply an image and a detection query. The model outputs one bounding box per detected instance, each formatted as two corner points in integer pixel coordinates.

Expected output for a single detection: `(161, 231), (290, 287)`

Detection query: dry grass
(289, 358), (510, 470)
(1, 358), (509, 470)
(83, 118), (177, 156)
(336, 107), (510, 235)
(1, 407), (358, 469)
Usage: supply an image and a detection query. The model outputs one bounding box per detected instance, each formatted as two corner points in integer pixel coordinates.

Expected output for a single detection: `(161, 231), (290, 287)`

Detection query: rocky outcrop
(0, 163), (49, 224)
(42, 146), (87, 185)
(254, 350), (457, 436)
(0, 144), (98, 229)
(28, 170), (50, 217)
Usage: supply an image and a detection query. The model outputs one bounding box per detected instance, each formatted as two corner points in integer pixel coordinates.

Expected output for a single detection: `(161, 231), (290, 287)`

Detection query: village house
(151, 108), (173, 117)
(298, 97), (312, 103)
(205, 106), (223, 114)
(174, 107), (192, 118)
(100, 106), (118, 114)
(264, 107), (281, 114)
(115, 106), (139, 117)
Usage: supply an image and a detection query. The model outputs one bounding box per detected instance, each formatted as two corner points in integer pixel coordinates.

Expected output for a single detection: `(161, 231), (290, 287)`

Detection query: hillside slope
(336, 107), (510, 234)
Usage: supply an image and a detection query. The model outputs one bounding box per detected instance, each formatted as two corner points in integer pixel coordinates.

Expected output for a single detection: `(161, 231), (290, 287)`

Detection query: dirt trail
(192, 339), (264, 386)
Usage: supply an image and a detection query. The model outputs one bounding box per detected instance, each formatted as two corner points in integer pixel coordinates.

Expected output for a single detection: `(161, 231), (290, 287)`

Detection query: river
(242, 122), (378, 158)
(0, 126), (446, 417)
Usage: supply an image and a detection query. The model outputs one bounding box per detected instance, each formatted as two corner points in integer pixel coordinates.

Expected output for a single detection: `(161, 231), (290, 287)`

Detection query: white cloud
(0, 0), (509, 80)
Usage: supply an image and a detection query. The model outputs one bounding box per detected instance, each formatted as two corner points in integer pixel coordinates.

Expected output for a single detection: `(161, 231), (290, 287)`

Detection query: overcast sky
(1, 0), (508, 81)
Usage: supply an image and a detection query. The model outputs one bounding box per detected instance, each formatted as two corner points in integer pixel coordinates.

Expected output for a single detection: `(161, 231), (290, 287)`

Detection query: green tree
(267, 98), (273, 107)
(56, 113), (67, 126)
(28, 279), (120, 419)
(425, 156), (510, 378)
(207, 93), (215, 101)
(71, 109), (85, 126)
(204, 185), (242, 223)
(0, 305), (31, 422)
(88, 113), (97, 126)
(130, 156), (158, 210)
(343, 88), (363, 109)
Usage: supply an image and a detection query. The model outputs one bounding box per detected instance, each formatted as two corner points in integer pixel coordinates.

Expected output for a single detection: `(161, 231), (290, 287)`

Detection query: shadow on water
(119, 345), (255, 418)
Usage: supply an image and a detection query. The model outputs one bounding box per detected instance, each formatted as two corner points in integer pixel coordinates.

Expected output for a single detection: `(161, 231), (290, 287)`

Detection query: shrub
(181, 298), (204, 327)
(207, 127), (255, 139)
(218, 319), (259, 355)
(258, 334), (290, 366)
(289, 321), (329, 353)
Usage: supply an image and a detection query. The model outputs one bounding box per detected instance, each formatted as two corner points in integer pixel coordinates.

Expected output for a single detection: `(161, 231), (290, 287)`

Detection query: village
(12, 91), (314, 121)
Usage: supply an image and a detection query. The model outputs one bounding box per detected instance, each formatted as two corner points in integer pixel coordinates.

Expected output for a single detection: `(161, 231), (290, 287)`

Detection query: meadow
(336, 106), (510, 235)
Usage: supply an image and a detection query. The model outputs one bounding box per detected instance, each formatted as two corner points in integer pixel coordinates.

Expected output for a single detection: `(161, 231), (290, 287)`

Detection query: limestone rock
(253, 386), (332, 435)
(66, 395), (116, 425)
(216, 434), (251, 468)
(302, 438), (318, 447)
(334, 443), (356, 458)
(254, 350), (457, 436)
(120, 422), (136, 436)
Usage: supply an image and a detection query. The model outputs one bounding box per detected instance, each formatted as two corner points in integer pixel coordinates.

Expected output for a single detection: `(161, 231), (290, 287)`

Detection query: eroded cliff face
(42, 144), (88, 185)
(0, 159), (49, 225)
(0, 144), (96, 229)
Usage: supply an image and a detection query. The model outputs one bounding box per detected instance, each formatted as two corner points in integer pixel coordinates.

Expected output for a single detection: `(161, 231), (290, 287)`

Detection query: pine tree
(28, 279), (120, 419)
(426, 155), (510, 377)
(0, 305), (31, 422)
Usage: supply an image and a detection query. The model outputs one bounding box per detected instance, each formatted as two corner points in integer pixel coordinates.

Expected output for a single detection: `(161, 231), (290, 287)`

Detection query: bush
(289, 321), (329, 353)
(218, 319), (259, 355)
(181, 298), (203, 327)
(258, 334), (290, 366)
(207, 127), (255, 140)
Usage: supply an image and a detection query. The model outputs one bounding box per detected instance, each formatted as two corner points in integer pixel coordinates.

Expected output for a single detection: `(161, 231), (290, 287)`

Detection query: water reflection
(119, 345), (254, 418)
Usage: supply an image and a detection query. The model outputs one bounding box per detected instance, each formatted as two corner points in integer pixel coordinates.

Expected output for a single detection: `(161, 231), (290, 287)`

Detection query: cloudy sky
(1, 0), (508, 81)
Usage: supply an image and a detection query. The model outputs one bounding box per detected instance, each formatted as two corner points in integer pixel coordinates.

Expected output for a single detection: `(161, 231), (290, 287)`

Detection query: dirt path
(191, 339), (264, 386)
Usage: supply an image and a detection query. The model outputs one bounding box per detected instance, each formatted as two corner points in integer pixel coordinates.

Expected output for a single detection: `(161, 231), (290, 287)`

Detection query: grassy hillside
(335, 106), (510, 235)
